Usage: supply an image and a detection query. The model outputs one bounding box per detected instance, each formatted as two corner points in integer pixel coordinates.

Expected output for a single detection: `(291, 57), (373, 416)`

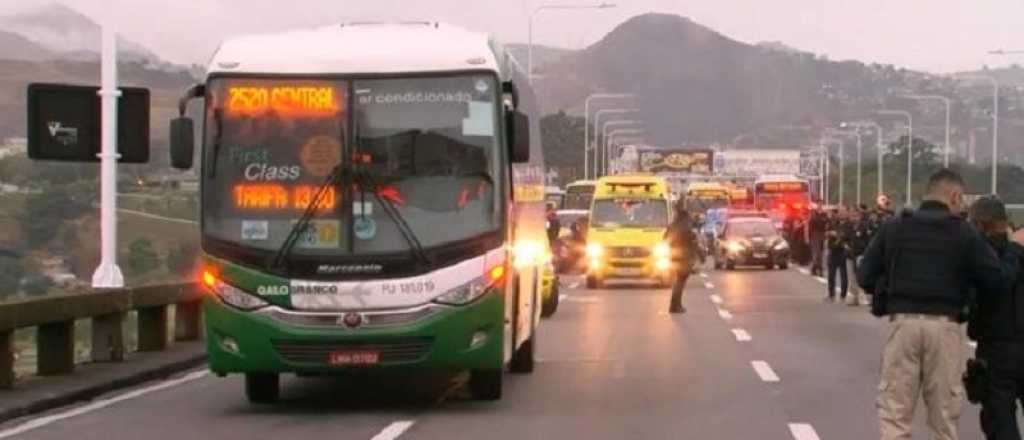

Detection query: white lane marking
(699, 272), (708, 278)
(788, 423), (821, 440)
(569, 281), (582, 289)
(371, 421), (416, 440)
(717, 308), (733, 320)
(710, 294), (723, 304)
(0, 370), (208, 439)
(814, 277), (828, 285)
(565, 296), (600, 303)
(968, 341), (978, 349)
(731, 328), (752, 342)
(559, 294), (567, 301)
(797, 268), (810, 275)
(752, 360), (780, 382)
(704, 282), (715, 289)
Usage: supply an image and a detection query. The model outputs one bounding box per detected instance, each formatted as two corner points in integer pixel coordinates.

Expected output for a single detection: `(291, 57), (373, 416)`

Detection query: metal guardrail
(0, 283), (202, 389)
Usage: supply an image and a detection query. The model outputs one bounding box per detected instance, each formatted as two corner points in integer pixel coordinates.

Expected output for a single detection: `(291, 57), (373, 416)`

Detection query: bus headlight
(653, 242), (671, 258)
(433, 265), (505, 306)
(203, 271), (269, 311)
(586, 243), (604, 258)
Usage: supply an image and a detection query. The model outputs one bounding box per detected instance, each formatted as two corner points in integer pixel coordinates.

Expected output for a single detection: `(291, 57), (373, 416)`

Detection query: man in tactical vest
(966, 196), (1024, 440)
(858, 169), (1009, 440)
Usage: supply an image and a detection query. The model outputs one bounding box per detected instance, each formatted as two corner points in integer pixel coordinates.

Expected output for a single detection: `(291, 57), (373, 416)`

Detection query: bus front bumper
(203, 292), (505, 375)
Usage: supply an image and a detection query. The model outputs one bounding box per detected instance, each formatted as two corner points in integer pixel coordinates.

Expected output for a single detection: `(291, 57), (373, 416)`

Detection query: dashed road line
(698, 272), (708, 278)
(751, 360), (780, 382)
(704, 282), (715, 289)
(371, 421), (416, 440)
(788, 423), (821, 440)
(968, 341), (978, 349)
(814, 277), (828, 285)
(731, 328), (751, 342)
(0, 370), (208, 439)
(797, 267), (810, 275)
(559, 294), (567, 301)
(710, 294), (723, 304)
(717, 308), (733, 320)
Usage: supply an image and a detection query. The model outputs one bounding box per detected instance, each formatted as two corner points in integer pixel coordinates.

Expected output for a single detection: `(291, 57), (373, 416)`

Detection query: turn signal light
(202, 270), (217, 289)
(488, 265), (506, 284)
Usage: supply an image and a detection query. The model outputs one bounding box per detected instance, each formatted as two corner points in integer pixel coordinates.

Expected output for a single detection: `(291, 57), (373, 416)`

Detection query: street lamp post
(606, 128), (646, 175)
(828, 128), (865, 205)
(852, 121), (885, 198)
(901, 94), (952, 167)
(820, 137), (844, 205)
(601, 120), (643, 175)
(529, 2), (616, 84)
(956, 75), (999, 194)
(583, 94), (634, 180)
(878, 110), (913, 206)
(593, 108), (638, 176)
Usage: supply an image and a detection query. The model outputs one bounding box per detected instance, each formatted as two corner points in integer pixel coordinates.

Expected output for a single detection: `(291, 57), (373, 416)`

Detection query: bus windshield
(591, 198), (668, 228)
(564, 184), (595, 210)
(201, 75), (503, 260)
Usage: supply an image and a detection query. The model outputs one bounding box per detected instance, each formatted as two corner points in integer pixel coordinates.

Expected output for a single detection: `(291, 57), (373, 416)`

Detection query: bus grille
(272, 338), (433, 365)
(608, 246), (650, 258)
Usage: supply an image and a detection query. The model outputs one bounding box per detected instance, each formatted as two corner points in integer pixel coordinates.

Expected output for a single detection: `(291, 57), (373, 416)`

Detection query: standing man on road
(665, 200), (698, 314)
(845, 205), (872, 306)
(966, 196), (1024, 440)
(825, 208), (849, 302)
(808, 206), (827, 276)
(858, 169), (1009, 440)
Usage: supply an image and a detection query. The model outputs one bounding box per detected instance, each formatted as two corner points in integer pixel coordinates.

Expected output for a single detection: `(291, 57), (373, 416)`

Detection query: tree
(125, 238), (159, 276)
(166, 242), (199, 277)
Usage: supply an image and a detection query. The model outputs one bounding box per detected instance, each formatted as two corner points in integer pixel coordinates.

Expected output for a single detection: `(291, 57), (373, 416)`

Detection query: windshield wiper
(271, 164), (345, 270)
(353, 164), (432, 267)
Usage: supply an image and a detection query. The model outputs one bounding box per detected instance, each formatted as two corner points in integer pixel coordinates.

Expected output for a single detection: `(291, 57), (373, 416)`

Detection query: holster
(963, 357), (991, 404)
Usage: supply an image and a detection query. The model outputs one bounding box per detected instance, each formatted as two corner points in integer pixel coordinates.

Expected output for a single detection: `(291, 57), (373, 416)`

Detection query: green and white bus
(168, 22), (547, 402)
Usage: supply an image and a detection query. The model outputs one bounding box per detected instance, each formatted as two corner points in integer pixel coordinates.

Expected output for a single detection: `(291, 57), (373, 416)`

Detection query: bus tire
(779, 262), (789, 270)
(469, 369), (503, 400)
(585, 274), (600, 289)
(509, 332), (536, 374)
(541, 286), (559, 318)
(245, 373), (279, 404)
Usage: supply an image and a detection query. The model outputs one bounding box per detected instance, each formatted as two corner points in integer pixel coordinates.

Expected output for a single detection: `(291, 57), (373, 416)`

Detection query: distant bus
(563, 180), (596, 211)
(728, 188), (754, 208)
(684, 182), (730, 215)
(753, 175), (811, 221)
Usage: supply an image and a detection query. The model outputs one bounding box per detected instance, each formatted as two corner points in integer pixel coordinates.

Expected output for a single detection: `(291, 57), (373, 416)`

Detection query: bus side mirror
(169, 117), (194, 170)
(507, 110), (530, 163)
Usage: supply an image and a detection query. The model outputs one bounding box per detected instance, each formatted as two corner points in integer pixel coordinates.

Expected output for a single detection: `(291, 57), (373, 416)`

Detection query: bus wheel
(585, 275), (601, 289)
(779, 262), (789, 270)
(469, 370), (503, 400)
(541, 287), (559, 318)
(245, 373), (279, 404)
(510, 332), (536, 373)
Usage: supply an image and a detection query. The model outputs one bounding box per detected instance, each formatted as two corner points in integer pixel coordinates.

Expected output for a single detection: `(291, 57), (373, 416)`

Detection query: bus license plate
(328, 351), (379, 366)
(753, 253), (768, 259)
(616, 267), (643, 276)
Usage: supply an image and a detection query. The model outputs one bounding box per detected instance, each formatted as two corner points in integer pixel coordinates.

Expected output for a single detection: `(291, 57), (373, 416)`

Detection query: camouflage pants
(878, 315), (966, 440)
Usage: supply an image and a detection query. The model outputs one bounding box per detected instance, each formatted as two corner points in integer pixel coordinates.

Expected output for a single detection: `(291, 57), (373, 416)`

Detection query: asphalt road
(1, 264), (990, 440)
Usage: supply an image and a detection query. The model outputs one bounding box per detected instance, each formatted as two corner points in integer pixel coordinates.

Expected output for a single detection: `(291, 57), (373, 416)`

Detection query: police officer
(858, 169), (1009, 440)
(825, 208), (849, 302)
(808, 206), (828, 276)
(966, 196), (1024, 440)
(665, 200), (698, 314)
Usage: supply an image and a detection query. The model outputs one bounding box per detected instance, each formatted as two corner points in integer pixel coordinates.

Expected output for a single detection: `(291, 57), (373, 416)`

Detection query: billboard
(716, 150), (801, 177)
(639, 148), (714, 175)
(27, 83), (150, 163)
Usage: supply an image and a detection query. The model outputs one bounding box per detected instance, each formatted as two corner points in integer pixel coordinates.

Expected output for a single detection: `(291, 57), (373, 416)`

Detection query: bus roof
(754, 174), (807, 184)
(566, 180), (597, 188)
(207, 22), (500, 77)
(686, 182), (729, 192)
(594, 175), (669, 199)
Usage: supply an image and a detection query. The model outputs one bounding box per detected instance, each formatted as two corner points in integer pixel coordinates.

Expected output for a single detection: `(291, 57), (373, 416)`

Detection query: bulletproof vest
(885, 209), (968, 309)
(970, 243), (1024, 341)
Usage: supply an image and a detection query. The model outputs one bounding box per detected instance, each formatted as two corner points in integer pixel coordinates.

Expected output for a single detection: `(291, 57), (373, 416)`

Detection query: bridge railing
(0, 283), (203, 388)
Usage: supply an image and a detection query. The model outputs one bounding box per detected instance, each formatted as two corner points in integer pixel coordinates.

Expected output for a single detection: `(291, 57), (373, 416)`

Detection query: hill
(534, 13), (920, 147)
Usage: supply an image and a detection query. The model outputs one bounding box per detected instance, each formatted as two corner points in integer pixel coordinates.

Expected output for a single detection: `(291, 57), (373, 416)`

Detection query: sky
(2, 0), (1023, 73)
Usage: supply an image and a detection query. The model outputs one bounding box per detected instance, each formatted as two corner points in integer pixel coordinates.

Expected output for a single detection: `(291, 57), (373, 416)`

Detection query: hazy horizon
(1, 0), (1022, 73)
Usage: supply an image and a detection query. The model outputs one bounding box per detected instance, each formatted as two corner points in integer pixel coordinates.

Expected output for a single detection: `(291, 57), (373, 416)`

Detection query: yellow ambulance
(585, 175), (673, 288)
